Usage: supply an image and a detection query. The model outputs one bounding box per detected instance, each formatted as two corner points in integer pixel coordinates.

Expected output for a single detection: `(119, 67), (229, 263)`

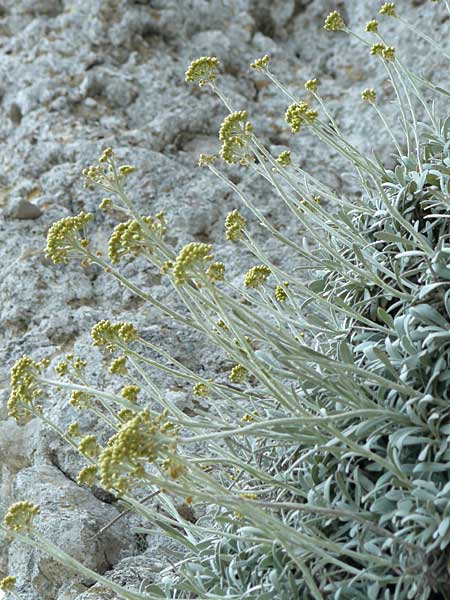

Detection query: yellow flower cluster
(67, 422), (81, 437)
(0, 576), (16, 592)
(121, 385), (140, 403)
(118, 408), (137, 422)
(198, 153), (217, 167)
(45, 212), (93, 264)
(109, 355), (128, 375)
(3, 501), (40, 532)
(108, 212), (167, 264)
(8, 356), (46, 423)
(250, 54), (270, 70)
(371, 43), (395, 61)
(82, 148), (136, 191)
(206, 261), (226, 282)
(305, 78), (319, 92)
(230, 364), (247, 383)
(69, 390), (91, 410)
(91, 320), (139, 351)
(225, 209), (246, 241)
(78, 435), (100, 459)
(275, 283), (289, 302)
(172, 242), (214, 285)
(285, 101), (318, 133)
(361, 88), (377, 103)
(216, 319), (229, 331)
(244, 264), (271, 288)
(240, 492), (258, 500)
(193, 382), (208, 397)
(380, 2), (396, 16)
(366, 19), (378, 32)
(241, 413), (254, 422)
(55, 360), (68, 376)
(160, 261), (172, 275)
(219, 111), (253, 165)
(382, 46), (396, 61)
(56, 355), (86, 378)
(324, 11), (345, 31)
(77, 465), (98, 487)
(185, 56), (220, 86)
(276, 150), (292, 167)
(99, 197), (113, 210)
(98, 409), (176, 494)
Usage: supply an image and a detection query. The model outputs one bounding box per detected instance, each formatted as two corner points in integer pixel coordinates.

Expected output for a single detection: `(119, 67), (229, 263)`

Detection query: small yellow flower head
(382, 46), (396, 61)
(275, 283), (289, 302)
(4, 501), (40, 532)
(73, 357), (87, 371)
(83, 149), (135, 191)
(98, 147), (113, 163)
(305, 78), (319, 92)
(370, 42), (386, 56)
(276, 150), (292, 167)
(121, 385), (140, 403)
(219, 111), (253, 165)
(198, 153), (217, 167)
(250, 54), (270, 70)
(45, 212), (93, 264)
(324, 10), (345, 31)
(77, 465), (98, 487)
(99, 197), (113, 210)
(160, 260), (173, 275)
(361, 88), (377, 103)
(244, 264), (271, 288)
(118, 408), (136, 422)
(99, 409), (176, 493)
(109, 355), (128, 375)
(206, 261), (225, 282)
(241, 492), (258, 500)
(118, 165), (136, 176)
(285, 101), (318, 134)
(91, 320), (139, 351)
(67, 422), (81, 437)
(313, 195), (321, 204)
(380, 2), (397, 16)
(365, 19), (379, 32)
(173, 242), (214, 285)
(8, 356), (44, 424)
(69, 390), (91, 410)
(193, 382), (208, 397)
(55, 360), (68, 376)
(241, 413), (254, 422)
(219, 111), (252, 142)
(230, 364), (247, 383)
(225, 209), (246, 241)
(78, 435), (100, 459)
(215, 319), (229, 332)
(0, 576), (16, 592)
(108, 213), (167, 264)
(185, 56), (220, 86)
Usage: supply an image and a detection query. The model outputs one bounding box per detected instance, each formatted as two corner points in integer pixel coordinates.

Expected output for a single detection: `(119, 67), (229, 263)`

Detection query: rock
(6, 198), (42, 220)
(6, 465), (136, 600)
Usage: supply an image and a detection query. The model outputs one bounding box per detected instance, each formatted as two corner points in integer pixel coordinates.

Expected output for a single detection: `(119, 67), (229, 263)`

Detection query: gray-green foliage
(3, 4), (450, 600)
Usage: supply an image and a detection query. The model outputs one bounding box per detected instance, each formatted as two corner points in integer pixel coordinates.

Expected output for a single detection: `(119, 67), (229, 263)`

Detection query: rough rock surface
(0, 0), (449, 598)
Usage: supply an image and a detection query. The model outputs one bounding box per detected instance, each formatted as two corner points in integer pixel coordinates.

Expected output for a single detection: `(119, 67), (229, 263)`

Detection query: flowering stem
(0, 527), (159, 600)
